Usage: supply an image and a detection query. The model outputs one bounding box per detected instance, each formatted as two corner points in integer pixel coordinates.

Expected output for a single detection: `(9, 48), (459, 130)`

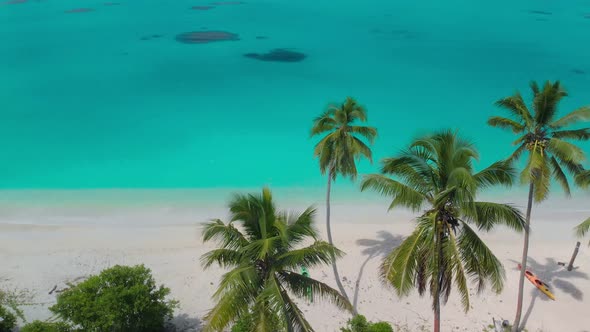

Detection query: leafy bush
(370, 321), (394, 332)
(1, 287), (29, 332)
(341, 314), (394, 332)
(50, 264), (178, 332)
(0, 305), (17, 332)
(20, 320), (73, 332)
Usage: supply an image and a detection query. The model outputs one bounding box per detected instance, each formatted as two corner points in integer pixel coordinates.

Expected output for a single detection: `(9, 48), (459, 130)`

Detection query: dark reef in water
(140, 34), (163, 41)
(175, 31), (240, 44)
(244, 48), (306, 62)
(255, 36), (268, 40)
(192, 5), (214, 10)
(571, 68), (586, 75)
(528, 10), (552, 15)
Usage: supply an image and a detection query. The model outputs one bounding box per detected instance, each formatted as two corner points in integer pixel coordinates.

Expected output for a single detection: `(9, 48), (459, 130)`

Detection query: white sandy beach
(1, 197), (589, 332)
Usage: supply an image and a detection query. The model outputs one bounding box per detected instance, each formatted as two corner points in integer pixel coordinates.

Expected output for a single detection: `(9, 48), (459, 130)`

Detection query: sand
(1, 202), (589, 332)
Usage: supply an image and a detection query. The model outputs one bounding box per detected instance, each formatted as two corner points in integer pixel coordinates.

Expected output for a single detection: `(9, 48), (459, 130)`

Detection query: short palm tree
(360, 130), (525, 332)
(575, 217), (590, 246)
(310, 97), (377, 304)
(201, 187), (352, 332)
(487, 80), (590, 331)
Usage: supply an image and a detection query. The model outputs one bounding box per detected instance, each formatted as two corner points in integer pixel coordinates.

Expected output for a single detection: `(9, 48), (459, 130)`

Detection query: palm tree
(310, 97), (377, 304)
(201, 187), (352, 332)
(487, 80), (590, 331)
(360, 130), (525, 332)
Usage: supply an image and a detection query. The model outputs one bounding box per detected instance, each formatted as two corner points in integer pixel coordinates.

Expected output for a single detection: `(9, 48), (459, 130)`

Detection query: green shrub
(369, 321), (394, 332)
(20, 320), (72, 332)
(341, 315), (394, 332)
(0, 305), (17, 332)
(50, 264), (178, 332)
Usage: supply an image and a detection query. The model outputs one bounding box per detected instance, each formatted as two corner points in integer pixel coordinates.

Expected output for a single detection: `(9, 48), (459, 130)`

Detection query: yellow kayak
(519, 264), (556, 300)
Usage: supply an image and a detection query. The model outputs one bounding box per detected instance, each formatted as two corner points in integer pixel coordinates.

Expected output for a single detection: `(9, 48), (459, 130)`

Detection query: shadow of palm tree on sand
(508, 256), (588, 330)
(353, 230), (404, 312)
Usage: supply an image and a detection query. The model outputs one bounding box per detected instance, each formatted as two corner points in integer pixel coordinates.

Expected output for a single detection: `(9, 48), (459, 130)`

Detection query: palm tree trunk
(512, 182), (534, 332)
(325, 171), (353, 311)
(434, 228), (443, 332)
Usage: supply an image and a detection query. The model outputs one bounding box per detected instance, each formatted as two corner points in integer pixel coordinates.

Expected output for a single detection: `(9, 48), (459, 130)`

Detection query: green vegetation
(340, 314), (394, 332)
(310, 96), (377, 306)
(50, 264), (177, 332)
(0, 287), (29, 332)
(361, 130), (525, 332)
(575, 217), (590, 245)
(20, 320), (73, 332)
(488, 80), (590, 331)
(0, 305), (17, 332)
(201, 187), (352, 331)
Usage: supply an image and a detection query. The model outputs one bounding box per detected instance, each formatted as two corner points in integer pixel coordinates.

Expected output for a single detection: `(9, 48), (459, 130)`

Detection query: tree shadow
(353, 231), (404, 312)
(166, 313), (202, 332)
(520, 292), (539, 330)
(509, 256), (588, 330)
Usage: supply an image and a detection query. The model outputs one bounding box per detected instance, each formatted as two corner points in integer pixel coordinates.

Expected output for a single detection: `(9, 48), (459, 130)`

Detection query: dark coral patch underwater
(176, 31), (240, 44)
(244, 49), (306, 62)
(192, 5), (214, 10)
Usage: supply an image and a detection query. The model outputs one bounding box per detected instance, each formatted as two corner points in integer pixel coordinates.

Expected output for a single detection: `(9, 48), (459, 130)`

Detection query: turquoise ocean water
(1, 0), (589, 201)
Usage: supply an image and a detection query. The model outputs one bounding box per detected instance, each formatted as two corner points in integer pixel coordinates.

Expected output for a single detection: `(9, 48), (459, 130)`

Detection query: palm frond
(552, 128), (590, 141)
(380, 151), (433, 190)
(266, 275), (314, 332)
(532, 154), (551, 202)
(201, 249), (244, 269)
(473, 160), (515, 189)
(278, 271), (353, 311)
(547, 138), (586, 164)
(282, 207), (319, 245)
(443, 223), (470, 312)
(575, 170), (590, 188)
(202, 288), (252, 332)
(350, 125), (377, 144)
(487, 116), (525, 133)
(574, 217), (590, 244)
(351, 136), (373, 162)
(310, 111), (337, 136)
(494, 93), (533, 129)
(533, 81), (567, 126)
(275, 241), (343, 270)
(458, 221), (505, 294)
(202, 219), (248, 250)
(464, 202), (525, 232)
(380, 215), (432, 296)
(549, 156), (571, 196)
(550, 106), (590, 129)
(360, 174), (428, 211)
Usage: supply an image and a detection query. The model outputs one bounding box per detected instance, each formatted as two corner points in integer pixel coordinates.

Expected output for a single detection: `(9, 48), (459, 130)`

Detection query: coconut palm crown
(488, 80), (590, 200)
(311, 97), (377, 180)
(201, 187), (352, 332)
(361, 130), (525, 332)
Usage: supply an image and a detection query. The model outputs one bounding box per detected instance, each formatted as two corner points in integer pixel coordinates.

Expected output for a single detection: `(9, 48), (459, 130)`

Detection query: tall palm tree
(487, 80), (590, 331)
(201, 187), (352, 332)
(310, 97), (377, 304)
(360, 130), (525, 332)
